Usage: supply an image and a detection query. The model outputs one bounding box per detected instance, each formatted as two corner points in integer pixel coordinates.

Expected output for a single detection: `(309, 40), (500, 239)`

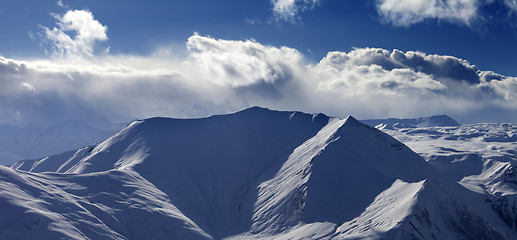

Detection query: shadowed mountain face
(3, 107), (516, 239)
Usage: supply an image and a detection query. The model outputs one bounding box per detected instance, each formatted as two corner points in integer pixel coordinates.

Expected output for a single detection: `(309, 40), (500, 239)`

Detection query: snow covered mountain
(380, 122), (517, 236)
(361, 115), (460, 129)
(0, 120), (114, 165)
(2, 107), (516, 239)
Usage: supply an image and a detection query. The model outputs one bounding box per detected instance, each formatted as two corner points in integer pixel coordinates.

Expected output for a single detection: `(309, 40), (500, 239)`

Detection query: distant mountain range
(2, 107), (516, 239)
(0, 120), (114, 165)
(361, 115), (460, 129)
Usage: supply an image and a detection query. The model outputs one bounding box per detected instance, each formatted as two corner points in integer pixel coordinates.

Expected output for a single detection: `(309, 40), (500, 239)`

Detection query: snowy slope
(0, 166), (211, 239)
(380, 122), (517, 236)
(0, 120), (114, 165)
(4, 107), (517, 239)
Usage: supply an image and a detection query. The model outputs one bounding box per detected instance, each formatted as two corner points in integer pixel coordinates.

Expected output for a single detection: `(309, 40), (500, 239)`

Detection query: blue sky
(2, 0), (516, 75)
(0, 0), (517, 127)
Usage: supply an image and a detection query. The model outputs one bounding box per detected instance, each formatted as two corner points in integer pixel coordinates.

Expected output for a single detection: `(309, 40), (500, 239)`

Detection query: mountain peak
(420, 114), (459, 127)
(233, 106), (269, 114)
(342, 115), (362, 127)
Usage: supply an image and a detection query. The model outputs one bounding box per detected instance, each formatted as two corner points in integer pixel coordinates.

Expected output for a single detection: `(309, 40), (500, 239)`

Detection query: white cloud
(268, 0), (515, 26)
(505, 0), (517, 11)
(57, 0), (69, 8)
(186, 33), (303, 87)
(245, 18), (262, 25)
(21, 82), (36, 92)
(376, 0), (479, 26)
(272, 0), (319, 22)
(1, 34), (517, 129)
(42, 10), (108, 57)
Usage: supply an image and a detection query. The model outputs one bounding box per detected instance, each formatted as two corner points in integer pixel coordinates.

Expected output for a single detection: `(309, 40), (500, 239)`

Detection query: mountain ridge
(361, 114), (460, 129)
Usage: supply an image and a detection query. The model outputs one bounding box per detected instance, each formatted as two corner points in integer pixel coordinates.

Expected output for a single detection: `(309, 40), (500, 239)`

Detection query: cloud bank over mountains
(1, 9), (516, 128)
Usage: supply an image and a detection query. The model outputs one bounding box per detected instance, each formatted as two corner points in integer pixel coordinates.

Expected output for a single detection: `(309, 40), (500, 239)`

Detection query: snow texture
(380, 121), (517, 237)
